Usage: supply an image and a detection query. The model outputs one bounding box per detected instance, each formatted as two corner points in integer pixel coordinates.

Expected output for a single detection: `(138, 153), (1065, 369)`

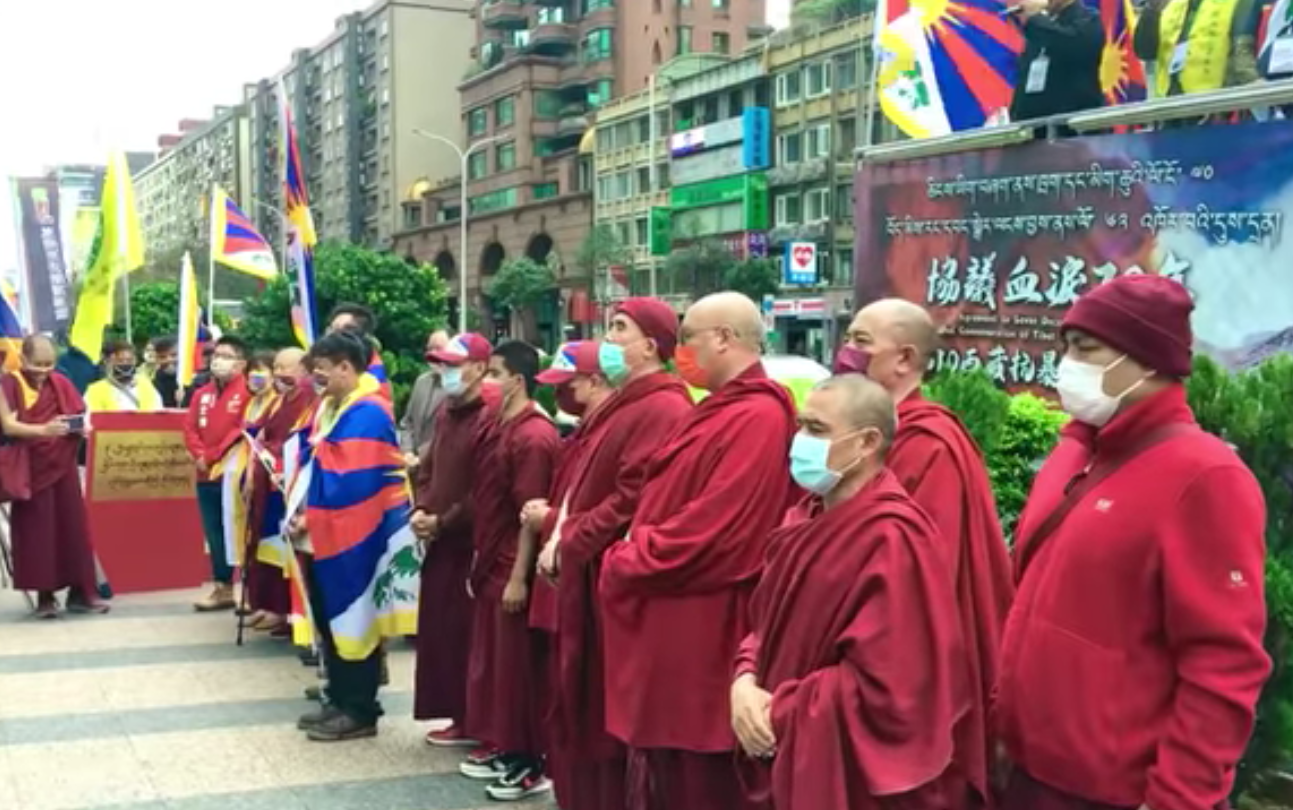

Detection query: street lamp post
(412, 128), (506, 334)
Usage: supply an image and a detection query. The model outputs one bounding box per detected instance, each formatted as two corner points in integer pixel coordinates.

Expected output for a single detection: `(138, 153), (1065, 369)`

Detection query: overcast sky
(0, 0), (790, 275)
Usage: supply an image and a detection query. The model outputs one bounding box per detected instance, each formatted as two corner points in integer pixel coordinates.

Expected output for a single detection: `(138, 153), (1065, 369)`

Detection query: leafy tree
(101, 281), (232, 351)
(238, 241), (449, 412)
(723, 257), (782, 303)
(663, 241), (735, 297)
(488, 256), (556, 342)
(791, 0), (874, 26)
(573, 224), (632, 282)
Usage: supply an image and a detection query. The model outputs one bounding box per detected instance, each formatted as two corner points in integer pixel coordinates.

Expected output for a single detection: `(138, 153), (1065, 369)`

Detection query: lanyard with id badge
(1026, 48), (1050, 93)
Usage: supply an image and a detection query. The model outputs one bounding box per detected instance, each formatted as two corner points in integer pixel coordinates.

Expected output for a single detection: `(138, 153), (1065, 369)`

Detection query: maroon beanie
(614, 298), (679, 361)
(1061, 274), (1194, 378)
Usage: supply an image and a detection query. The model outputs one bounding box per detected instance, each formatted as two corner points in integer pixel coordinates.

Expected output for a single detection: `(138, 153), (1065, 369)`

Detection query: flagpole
(123, 272), (133, 343)
(862, 10), (883, 149)
(207, 251), (216, 328)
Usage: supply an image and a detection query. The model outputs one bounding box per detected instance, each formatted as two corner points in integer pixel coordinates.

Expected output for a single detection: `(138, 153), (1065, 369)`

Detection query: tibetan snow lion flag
(285, 390), (419, 660)
(875, 0), (1024, 138)
(210, 185), (277, 280)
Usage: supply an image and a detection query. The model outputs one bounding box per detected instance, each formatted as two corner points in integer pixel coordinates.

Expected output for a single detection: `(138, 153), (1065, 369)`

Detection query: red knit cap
(613, 298), (679, 361)
(1061, 274), (1194, 378)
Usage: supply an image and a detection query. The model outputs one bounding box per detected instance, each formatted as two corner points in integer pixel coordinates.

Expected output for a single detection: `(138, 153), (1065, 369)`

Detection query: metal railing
(856, 79), (1293, 165)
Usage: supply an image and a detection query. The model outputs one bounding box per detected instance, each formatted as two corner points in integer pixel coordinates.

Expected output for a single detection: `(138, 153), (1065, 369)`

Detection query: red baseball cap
(427, 333), (493, 366)
(536, 341), (602, 385)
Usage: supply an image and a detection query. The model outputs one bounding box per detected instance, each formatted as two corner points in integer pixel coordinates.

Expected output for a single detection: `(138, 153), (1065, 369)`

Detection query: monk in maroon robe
(841, 298), (1014, 806)
(460, 340), (560, 803)
(413, 332), (495, 747)
(733, 374), (969, 810)
(244, 348), (317, 631)
(0, 335), (106, 618)
(601, 292), (797, 810)
(528, 305), (693, 810)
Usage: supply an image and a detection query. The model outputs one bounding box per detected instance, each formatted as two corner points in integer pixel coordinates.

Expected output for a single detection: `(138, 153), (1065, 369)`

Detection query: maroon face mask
(833, 345), (871, 376)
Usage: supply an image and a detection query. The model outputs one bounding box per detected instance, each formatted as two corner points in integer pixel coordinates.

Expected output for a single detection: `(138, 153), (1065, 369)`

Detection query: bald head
(679, 291), (765, 391)
(845, 298), (939, 398)
(426, 330), (451, 354)
(809, 374), (897, 451)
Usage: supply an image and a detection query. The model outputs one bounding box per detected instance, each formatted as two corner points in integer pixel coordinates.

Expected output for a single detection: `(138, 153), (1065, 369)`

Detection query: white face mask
(1055, 355), (1148, 427)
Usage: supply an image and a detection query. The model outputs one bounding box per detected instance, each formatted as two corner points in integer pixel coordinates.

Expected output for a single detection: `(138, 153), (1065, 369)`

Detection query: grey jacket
(399, 370), (447, 456)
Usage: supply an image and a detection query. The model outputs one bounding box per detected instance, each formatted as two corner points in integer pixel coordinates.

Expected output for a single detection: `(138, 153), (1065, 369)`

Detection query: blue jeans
(195, 481), (231, 584)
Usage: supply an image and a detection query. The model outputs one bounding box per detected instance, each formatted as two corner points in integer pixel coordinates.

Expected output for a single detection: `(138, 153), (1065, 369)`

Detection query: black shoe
(305, 711), (377, 742)
(486, 757), (553, 801)
(297, 705), (341, 730)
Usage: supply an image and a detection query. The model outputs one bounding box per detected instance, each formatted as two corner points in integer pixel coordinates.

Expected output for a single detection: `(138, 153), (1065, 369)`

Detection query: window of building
(726, 90), (743, 117)
(583, 0), (614, 10)
(468, 151), (487, 179)
(381, 87), (390, 105)
(774, 193), (801, 226)
(754, 82), (770, 108)
(713, 0), (730, 7)
(805, 61), (833, 97)
(537, 6), (566, 23)
(613, 170), (634, 199)
(776, 131), (802, 164)
(470, 187), (518, 215)
(535, 90), (563, 119)
(804, 122), (831, 158)
(616, 221), (632, 247)
(713, 32), (731, 55)
(533, 182), (560, 200)
(837, 117), (857, 156)
(495, 96), (516, 127)
(775, 71), (801, 106)
(837, 50), (859, 90)
(635, 217), (649, 246)
(700, 95), (719, 124)
(679, 0), (692, 6)
(507, 29), (531, 48)
(835, 248), (855, 286)
(583, 28), (614, 63)
(589, 78), (615, 107)
(496, 141), (517, 172)
(836, 184), (854, 222)
(468, 107), (488, 136)
(678, 26), (693, 55)
(637, 166), (651, 193)
(597, 175), (611, 200)
(636, 115), (651, 143)
(805, 187), (831, 221)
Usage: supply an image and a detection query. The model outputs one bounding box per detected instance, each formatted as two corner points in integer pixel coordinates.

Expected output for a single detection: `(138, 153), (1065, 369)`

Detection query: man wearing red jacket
(601, 291), (797, 810)
(996, 274), (1270, 810)
(183, 335), (250, 612)
(840, 299), (1013, 807)
(529, 299), (693, 810)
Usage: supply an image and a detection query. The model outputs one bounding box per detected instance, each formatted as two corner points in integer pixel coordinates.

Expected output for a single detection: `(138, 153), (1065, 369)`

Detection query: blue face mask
(789, 430), (868, 496)
(598, 343), (630, 386)
(441, 367), (465, 396)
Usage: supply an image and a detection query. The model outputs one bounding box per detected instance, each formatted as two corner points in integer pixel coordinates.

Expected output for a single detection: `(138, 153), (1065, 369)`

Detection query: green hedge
(928, 362), (1293, 801)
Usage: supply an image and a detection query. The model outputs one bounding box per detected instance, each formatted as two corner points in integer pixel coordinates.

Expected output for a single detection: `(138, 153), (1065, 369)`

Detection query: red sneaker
(425, 724), (480, 748)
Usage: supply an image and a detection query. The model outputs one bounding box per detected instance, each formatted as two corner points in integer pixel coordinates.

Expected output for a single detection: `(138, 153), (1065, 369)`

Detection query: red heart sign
(792, 245), (814, 269)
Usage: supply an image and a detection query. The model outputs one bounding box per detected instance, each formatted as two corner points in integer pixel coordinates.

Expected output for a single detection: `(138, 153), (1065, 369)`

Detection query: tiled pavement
(0, 588), (556, 810)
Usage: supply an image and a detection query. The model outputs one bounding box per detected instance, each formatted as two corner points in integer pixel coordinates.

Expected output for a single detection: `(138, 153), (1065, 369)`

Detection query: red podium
(86, 411), (210, 594)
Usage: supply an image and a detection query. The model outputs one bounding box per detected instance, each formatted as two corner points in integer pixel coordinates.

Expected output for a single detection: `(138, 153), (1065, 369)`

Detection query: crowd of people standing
(0, 274), (1273, 810)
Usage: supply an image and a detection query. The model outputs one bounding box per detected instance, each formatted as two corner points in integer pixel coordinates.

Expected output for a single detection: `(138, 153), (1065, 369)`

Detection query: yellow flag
(69, 152), (145, 360)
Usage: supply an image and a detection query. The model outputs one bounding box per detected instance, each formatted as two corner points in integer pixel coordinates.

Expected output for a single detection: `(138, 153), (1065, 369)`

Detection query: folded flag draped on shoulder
(69, 152), (145, 361)
(876, 0), (1023, 138)
(1089, 0), (1147, 105)
(0, 283), (24, 372)
(210, 186), (277, 281)
(279, 83), (319, 349)
(360, 347), (393, 402)
(290, 392), (418, 660)
(1259, 0), (1293, 76)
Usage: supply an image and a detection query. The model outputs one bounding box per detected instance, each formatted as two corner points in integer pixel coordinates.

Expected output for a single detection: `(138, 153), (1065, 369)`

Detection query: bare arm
(502, 524), (539, 613)
(0, 388), (62, 440)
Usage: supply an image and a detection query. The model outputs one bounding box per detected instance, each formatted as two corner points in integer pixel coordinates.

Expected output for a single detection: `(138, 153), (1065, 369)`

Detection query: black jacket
(1010, 0), (1106, 123)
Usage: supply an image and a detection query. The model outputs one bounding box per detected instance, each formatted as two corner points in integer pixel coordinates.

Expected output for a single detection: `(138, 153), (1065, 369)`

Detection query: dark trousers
(303, 555), (382, 725)
(195, 481), (231, 584)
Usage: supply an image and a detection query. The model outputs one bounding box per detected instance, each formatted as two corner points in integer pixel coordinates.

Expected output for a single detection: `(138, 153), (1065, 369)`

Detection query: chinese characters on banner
(854, 121), (1293, 390)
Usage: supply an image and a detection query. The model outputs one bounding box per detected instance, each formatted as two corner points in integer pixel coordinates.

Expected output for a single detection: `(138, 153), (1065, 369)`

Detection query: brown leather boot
(193, 583), (236, 612)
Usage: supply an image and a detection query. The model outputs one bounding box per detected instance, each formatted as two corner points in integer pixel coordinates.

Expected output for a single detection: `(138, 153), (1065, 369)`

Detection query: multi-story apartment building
(134, 108), (250, 258)
(243, 0), (474, 250)
(764, 16), (896, 357)
(393, 0), (769, 341)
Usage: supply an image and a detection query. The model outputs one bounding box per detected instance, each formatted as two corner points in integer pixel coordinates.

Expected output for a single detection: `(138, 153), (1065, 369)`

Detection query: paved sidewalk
(0, 588), (554, 810)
